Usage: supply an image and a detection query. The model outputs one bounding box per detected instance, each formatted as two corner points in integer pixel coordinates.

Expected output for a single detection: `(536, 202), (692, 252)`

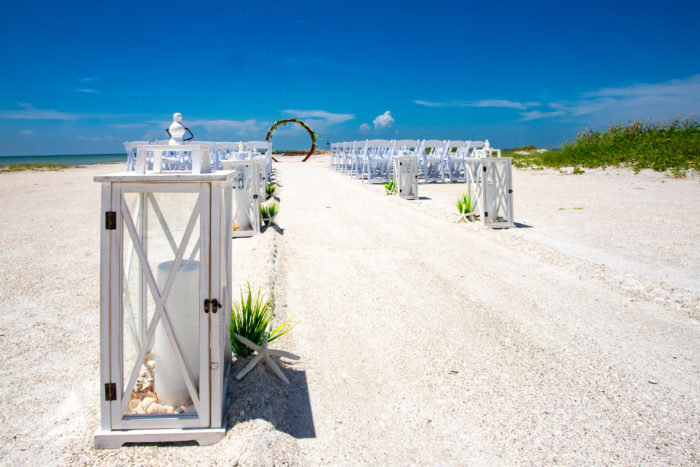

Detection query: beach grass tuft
(0, 164), (69, 173)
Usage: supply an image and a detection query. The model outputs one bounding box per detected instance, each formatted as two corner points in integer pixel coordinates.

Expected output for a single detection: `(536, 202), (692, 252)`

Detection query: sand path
(0, 159), (697, 465)
(271, 158), (698, 464)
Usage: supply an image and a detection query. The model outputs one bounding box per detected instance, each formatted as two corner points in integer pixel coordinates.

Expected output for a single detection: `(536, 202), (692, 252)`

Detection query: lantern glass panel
(232, 166), (253, 231)
(484, 160), (511, 226)
(120, 191), (203, 418)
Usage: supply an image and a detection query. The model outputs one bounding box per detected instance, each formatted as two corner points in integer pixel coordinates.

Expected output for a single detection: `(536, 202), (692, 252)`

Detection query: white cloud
(414, 99), (447, 108)
(282, 109), (355, 125)
(470, 99), (531, 109)
(0, 103), (78, 120)
(414, 99), (537, 109)
(373, 111), (394, 129)
(359, 123), (371, 133)
(20, 130), (33, 135)
(518, 110), (566, 121)
(519, 74), (700, 123)
(187, 118), (268, 136)
(76, 88), (98, 93)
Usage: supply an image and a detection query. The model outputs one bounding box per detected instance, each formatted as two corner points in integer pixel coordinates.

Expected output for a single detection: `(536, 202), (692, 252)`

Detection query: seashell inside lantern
(124, 358), (193, 416)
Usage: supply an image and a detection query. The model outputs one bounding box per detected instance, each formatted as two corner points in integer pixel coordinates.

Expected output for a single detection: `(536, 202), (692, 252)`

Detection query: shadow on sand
(225, 360), (315, 439)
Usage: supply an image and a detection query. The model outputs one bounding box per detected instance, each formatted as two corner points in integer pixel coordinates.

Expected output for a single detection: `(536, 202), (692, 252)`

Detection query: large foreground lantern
(465, 157), (514, 228)
(94, 167), (234, 448)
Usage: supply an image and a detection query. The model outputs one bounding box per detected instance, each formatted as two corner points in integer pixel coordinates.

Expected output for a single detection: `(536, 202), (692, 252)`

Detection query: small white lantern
(393, 155), (419, 199)
(465, 157), (514, 228)
(220, 159), (262, 237)
(136, 144), (211, 174)
(94, 169), (234, 448)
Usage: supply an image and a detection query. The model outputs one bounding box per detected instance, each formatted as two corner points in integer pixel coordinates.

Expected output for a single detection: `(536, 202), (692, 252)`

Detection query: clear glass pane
(485, 161), (509, 224)
(232, 166), (253, 232)
(121, 190), (201, 417)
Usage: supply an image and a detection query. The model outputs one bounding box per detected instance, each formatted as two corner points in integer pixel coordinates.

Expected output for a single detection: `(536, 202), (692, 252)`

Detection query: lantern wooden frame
(94, 171), (233, 448)
(465, 157), (514, 228)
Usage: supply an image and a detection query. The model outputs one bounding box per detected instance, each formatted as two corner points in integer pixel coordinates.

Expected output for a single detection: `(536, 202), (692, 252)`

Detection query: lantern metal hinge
(105, 382), (117, 401)
(483, 166), (487, 172)
(105, 211), (117, 230)
(253, 194), (258, 199)
(508, 189), (513, 193)
(204, 298), (222, 314)
(484, 211), (489, 218)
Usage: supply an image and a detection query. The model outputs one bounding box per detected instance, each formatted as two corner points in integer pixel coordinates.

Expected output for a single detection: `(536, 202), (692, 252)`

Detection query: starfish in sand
(452, 210), (479, 223)
(234, 330), (299, 384)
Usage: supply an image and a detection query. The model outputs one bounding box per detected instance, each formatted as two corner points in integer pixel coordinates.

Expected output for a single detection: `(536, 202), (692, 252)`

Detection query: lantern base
(94, 427), (226, 449)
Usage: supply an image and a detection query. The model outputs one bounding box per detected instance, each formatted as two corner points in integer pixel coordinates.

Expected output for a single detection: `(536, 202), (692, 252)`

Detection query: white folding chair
(445, 140), (471, 182)
(420, 139), (448, 183)
(364, 139), (393, 183)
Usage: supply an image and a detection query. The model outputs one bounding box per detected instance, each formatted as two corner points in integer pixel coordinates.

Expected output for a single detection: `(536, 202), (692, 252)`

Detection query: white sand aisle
(272, 157), (699, 464)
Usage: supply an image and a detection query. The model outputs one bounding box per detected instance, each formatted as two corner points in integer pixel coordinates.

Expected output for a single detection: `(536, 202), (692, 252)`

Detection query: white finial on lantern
(168, 112), (186, 146)
(484, 139), (490, 149)
(238, 142), (245, 152)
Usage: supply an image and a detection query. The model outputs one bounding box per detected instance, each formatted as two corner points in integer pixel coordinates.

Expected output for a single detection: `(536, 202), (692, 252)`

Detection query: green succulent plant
(384, 178), (397, 195)
(260, 201), (279, 224)
(230, 283), (298, 358)
(456, 193), (473, 215)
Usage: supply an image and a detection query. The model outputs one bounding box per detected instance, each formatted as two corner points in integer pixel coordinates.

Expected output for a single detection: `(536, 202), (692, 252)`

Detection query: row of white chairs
(329, 139), (500, 183)
(124, 140), (273, 181)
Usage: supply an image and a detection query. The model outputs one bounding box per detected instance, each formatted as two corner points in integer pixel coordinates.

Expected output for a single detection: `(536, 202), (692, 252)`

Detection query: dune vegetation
(507, 118), (699, 175)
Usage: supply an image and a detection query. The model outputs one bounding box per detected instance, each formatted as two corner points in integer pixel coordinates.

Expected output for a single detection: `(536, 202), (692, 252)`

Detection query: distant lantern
(94, 163), (234, 447)
(393, 155), (419, 199)
(465, 157), (514, 228)
(220, 159), (262, 237)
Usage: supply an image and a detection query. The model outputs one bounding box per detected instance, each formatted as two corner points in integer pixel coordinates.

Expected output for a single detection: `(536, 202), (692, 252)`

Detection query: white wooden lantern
(135, 144), (212, 174)
(94, 170), (234, 448)
(220, 160), (261, 238)
(465, 157), (514, 228)
(393, 155), (419, 199)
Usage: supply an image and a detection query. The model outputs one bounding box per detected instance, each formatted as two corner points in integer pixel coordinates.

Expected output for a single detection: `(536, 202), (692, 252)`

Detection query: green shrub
(265, 182), (277, 196)
(506, 118), (699, 173)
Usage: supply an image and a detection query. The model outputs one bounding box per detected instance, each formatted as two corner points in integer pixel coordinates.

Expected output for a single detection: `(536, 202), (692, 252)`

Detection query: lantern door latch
(105, 382), (117, 401)
(204, 298), (222, 314)
(105, 211), (117, 230)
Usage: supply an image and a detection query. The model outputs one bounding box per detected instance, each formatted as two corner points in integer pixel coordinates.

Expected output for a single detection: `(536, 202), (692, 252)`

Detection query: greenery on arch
(265, 118), (321, 162)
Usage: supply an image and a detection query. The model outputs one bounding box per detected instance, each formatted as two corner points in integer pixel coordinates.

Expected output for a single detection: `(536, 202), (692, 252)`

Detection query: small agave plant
(456, 193), (474, 218)
(260, 202), (279, 225)
(265, 182), (277, 197)
(383, 178), (397, 195)
(230, 283), (297, 358)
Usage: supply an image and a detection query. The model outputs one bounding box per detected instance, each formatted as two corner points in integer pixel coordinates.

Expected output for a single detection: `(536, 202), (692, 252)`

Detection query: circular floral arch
(266, 118), (320, 162)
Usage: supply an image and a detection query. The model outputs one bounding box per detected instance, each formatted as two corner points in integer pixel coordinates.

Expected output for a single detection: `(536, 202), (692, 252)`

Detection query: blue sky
(1, 0), (698, 155)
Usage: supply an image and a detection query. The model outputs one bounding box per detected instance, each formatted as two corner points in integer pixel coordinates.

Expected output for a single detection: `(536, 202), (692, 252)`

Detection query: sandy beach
(0, 156), (698, 465)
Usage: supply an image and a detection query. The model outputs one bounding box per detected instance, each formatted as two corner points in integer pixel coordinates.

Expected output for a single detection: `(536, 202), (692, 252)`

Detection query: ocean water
(0, 154), (125, 166)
